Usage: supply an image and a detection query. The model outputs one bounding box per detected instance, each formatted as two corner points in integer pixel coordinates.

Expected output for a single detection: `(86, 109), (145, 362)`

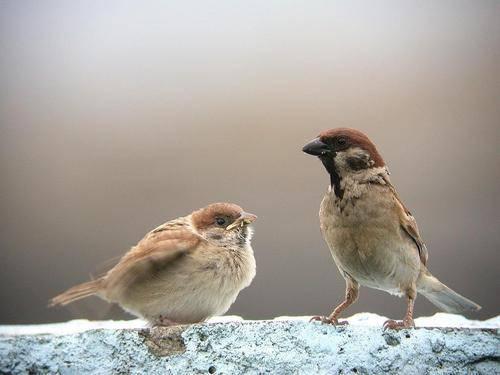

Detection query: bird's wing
(104, 219), (203, 290)
(399, 209), (428, 266)
(383, 177), (429, 266)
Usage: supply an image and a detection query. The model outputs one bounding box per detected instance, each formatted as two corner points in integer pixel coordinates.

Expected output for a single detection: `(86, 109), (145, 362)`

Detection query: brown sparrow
(50, 202), (257, 326)
(302, 128), (480, 329)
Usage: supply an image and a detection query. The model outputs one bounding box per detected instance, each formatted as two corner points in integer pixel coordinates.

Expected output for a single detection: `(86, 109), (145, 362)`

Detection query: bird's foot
(154, 315), (180, 327)
(383, 318), (415, 330)
(310, 315), (348, 325)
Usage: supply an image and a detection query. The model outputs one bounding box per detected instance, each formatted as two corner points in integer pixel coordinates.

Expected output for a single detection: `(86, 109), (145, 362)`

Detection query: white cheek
(334, 147), (371, 173)
(333, 151), (349, 170)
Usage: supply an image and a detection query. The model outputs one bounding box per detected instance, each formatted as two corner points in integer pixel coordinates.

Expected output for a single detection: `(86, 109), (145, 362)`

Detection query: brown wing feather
(104, 219), (203, 290)
(383, 176), (429, 266)
(89, 221), (191, 279)
(400, 211), (428, 266)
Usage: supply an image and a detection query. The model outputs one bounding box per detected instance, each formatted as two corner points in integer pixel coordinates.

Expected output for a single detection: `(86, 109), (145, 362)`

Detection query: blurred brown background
(1, 1), (499, 324)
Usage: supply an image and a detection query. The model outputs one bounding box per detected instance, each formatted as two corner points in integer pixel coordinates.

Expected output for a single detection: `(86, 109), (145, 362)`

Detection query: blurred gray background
(1, 0), (499, 324)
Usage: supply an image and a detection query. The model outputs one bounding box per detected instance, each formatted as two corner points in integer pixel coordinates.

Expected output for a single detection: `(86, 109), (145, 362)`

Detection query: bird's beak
(302, 137), (330, 156)
(226, 212), (258, 231)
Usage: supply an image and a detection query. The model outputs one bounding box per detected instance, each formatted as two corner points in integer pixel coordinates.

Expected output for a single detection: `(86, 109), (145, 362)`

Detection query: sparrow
(302, 128), (480, 329)
(50, 202), (257, 326)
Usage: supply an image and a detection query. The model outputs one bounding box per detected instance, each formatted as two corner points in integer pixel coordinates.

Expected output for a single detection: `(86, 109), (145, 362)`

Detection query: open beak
(302, 137), (330, 156)
(226, 212), (257, 231)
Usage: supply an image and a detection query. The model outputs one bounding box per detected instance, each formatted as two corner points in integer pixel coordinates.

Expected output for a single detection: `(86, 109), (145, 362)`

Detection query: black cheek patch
(210, 234), (223, 240)
(346, 156), (369, 170)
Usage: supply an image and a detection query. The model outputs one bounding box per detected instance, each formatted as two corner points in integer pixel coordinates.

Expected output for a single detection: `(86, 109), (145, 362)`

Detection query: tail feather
(49, 279), (103, 307)
(418, 273), (481, 314)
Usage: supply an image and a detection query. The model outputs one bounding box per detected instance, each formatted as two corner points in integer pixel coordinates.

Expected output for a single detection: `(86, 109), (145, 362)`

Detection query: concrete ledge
(1, 314), (499, 374)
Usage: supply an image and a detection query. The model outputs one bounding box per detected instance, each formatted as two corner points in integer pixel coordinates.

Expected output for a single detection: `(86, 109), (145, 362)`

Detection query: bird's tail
(418, 273), (481, 314)
(49, 279), (103, 307)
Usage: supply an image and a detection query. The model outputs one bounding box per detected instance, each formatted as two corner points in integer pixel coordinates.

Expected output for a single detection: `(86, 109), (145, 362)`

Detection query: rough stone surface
(1, 314), (499, 374)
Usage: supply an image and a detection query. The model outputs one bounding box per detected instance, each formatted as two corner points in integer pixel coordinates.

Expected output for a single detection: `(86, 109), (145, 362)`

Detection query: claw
(383, 318), (415, 330)
(310, 315), (349, 325)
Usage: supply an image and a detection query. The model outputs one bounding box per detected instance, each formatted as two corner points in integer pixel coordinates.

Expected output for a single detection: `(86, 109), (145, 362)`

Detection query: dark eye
(215, 217), (226, 226)
(336, 137), (347, 146)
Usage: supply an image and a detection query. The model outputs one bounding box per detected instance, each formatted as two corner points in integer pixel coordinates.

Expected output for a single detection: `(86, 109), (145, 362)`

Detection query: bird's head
(302, 128), (386, 196)
(191, 202), (257, 248)
(302, 128), (385, 176)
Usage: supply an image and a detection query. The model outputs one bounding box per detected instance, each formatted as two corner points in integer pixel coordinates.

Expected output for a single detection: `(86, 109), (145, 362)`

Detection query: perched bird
(50, 202), (257, 326)
(302, 128), (480, 329)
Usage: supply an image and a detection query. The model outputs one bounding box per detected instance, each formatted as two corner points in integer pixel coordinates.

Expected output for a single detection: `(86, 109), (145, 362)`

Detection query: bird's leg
(383, 290), (416, 330)
(311, 279), (359, 325)
(153, 315), (181, 327)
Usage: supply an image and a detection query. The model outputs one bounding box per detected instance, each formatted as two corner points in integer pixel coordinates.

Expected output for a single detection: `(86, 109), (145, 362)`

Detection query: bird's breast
(319, 185), (419, 289)
(199, 245), (256, 290)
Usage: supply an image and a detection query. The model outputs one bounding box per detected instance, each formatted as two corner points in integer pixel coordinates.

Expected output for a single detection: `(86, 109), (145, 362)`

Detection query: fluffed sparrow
(50, 202), (257, 326)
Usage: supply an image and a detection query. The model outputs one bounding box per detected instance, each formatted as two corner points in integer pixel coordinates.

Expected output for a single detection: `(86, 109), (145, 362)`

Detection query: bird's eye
(336, 137), (347, 146)
(215, 217), (226, 226)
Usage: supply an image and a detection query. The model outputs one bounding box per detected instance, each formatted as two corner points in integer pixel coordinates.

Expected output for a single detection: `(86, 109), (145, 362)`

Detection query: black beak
(302, 138), (330, 156)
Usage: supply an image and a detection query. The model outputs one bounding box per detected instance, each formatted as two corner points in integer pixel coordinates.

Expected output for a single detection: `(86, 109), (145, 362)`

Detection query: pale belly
(107, 250), (256, 323)
(320, 189), (420, 295)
